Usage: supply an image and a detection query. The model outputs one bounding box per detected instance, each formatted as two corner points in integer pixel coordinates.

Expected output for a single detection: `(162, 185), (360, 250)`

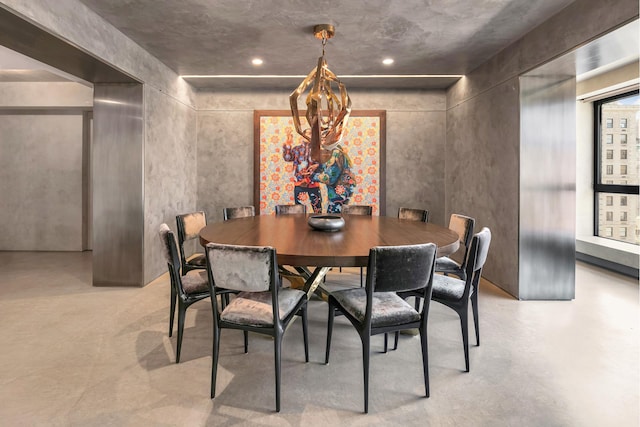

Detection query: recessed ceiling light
(382, 58), (394, 65)
(252, 58), (264, 66)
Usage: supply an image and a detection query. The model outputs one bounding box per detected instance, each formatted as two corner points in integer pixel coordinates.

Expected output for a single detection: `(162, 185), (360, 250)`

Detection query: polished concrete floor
(0, 251), (637, 426)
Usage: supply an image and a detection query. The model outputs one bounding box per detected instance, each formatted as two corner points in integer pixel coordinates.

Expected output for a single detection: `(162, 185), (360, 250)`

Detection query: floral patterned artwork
(254, 111), (386, 216)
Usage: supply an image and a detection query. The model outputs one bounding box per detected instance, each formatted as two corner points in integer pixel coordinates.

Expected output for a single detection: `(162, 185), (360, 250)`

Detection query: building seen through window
(595, 91), (639, 245)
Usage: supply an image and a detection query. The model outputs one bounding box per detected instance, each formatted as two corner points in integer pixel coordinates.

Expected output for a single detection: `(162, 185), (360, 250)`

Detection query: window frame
(593, 90), (639, 239)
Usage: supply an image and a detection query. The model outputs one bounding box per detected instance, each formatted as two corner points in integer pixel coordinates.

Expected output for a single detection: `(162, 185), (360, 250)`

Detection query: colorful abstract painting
(254, 110), (386, 216)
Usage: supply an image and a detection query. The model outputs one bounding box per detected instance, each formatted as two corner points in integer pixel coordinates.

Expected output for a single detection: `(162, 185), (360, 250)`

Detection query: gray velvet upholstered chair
(401, 227), (491, 372)
(325, 243), (437, 413)
(398, 207), (429, 222)
(176, 211), (207, 274)
(222, 206), (255, 220)
(435, 214), (475, 281)
(342, 204), (373, 215)
(275, 204), (306, 215)
(205, 243), (309, 412)
(158, 224), (210, 363)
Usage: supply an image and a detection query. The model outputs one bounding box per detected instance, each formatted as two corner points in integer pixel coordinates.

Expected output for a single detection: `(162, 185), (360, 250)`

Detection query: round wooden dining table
(200, 214), (459, 298)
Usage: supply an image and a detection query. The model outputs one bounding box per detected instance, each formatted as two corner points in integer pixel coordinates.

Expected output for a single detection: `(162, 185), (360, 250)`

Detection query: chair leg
(394, 331), (399, 350)
(325, 305), (335, 364)
(419, 326), (430, 397)
(176, 303), (187, 363)
(211, 326), (220, 398)
(459, 309), (470, 372)
(360, 267), (364, 287)
(302, 305), (309, 363)
(169, 286), (177, 337)
(243, 331), (249, 353)
(361, 334), (371, 414)
(471, 291), (480, 346)
(274, 334), (282, 412)
(383, 333), (388, 353)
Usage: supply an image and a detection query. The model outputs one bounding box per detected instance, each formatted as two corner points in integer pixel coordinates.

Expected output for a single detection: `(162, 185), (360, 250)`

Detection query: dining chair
(274, 203), (307, 288)
(175, 211), (207, 274)
(205, 243), (309, 412)
(275, 204), (306, 215)
(400, 227), (491, 372)
(325, 243), (437, 413)
(398, 207), (429, 222)
(158, 224), (210, 363)
(223, 205), (255, 220)
(435, 214), (475, 281)
(395, 207), (430, 314)
(342, 204), (373, 215)
(340, 204), (372, 286)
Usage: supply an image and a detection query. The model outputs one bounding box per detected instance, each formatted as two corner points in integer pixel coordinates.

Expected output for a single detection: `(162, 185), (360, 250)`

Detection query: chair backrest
(449, 214), (475, 267)
(463, 227), (492, 294)
(342, 205), (372, 215)
(223, 206), (255, 220)
(367, 243), (437, 294)
(176, 211), (206, 263)
(176, 211), (206, 241)
(205, 243), (275, 293)
(159, 224), (180, 272)
(398, 207), (429, 222)
(159, 223), (185, 294)
(275, 204), (306, 215)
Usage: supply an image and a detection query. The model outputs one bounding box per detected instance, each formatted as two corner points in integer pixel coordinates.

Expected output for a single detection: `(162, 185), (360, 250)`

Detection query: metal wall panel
(92, 84), (144, 286)
(519, 57), (576, 300)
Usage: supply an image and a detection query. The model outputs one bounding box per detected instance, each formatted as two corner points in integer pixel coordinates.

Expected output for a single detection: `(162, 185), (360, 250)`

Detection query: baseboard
(576, 252), (639, 279)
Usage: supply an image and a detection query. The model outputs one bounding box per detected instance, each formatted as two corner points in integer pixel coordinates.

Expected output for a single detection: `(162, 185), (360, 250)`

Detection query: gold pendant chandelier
(290, 24), (352, 163)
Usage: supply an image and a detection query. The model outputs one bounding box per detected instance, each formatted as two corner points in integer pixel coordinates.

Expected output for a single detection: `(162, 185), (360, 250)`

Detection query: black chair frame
(159, 225), (210, 363)
(400, 227), (491, 372)
(205, 244), (309, 412)
(325, 243), (437, 413)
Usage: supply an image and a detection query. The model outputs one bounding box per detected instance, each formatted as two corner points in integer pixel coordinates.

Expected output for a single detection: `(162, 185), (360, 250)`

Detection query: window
(594, 90), (639, 245)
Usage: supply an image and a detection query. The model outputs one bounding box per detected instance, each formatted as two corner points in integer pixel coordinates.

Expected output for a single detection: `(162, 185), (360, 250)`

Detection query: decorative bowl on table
(307, 214), (345, 232)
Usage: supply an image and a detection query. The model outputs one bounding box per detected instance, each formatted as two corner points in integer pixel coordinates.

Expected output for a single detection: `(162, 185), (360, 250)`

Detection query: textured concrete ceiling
(77, 0), (576, 89)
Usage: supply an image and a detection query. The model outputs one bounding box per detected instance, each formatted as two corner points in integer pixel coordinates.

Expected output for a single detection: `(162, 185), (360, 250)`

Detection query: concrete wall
(446, 0), (638, 297)
(144, 87), (198, 283)
(0, 0), (198, 284)
(0, 81), (92, 251)
(195, 89), (447, 224)
(0, 113), (83, 250)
